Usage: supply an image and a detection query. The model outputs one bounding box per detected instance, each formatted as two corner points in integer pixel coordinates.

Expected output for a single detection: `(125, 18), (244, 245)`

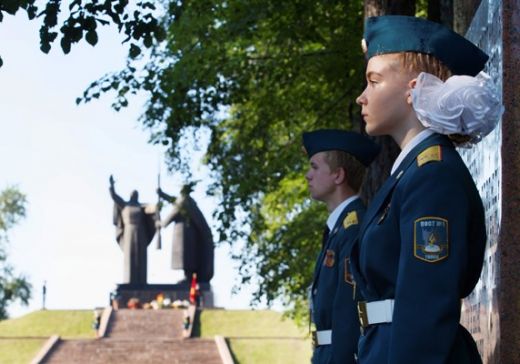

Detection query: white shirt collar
(391, 129), (435, 175)
(326, 195), (359, 231)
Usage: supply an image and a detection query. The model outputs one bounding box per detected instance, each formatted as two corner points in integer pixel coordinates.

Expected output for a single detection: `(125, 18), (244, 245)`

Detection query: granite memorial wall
(459, 0), (520, 362)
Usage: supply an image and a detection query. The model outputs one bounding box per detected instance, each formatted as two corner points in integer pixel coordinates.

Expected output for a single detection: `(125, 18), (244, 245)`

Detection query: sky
(0, 12), (260, 317)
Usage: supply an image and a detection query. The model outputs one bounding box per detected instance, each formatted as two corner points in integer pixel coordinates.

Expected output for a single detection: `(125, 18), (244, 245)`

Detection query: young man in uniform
(304, 129), (379, 364)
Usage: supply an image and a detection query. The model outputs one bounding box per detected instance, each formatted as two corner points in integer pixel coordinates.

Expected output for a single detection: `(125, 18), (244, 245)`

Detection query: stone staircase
(105, 309), (185, 339)
(41, 309), (225, 364)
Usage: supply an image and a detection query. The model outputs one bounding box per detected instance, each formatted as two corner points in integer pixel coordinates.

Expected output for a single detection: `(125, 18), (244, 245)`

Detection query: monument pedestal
(113, 283), (214, 308)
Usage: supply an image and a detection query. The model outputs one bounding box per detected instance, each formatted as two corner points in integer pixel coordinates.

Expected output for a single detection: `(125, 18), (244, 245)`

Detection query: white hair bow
(412, 71), (504, 146)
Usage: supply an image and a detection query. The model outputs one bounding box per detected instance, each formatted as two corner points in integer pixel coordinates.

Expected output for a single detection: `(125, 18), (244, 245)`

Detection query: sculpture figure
(109, 175), (156, 285)
(158, 183), (214, 283)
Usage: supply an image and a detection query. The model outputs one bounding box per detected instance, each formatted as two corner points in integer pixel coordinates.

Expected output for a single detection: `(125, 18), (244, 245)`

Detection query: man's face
(305, 151), (337, 202)
(356, 53), (414, 137)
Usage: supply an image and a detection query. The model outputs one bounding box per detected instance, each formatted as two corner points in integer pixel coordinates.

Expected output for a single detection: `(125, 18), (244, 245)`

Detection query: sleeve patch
(343, 211), (358, 229)
(414, 217), (449, 263)
(417, 145), (442, 167)
(323, 249), (335, 267)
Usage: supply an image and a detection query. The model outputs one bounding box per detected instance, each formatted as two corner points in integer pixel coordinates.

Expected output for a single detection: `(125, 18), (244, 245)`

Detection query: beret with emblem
(302, 129), (380, 167)
(363, 15), (488, 76)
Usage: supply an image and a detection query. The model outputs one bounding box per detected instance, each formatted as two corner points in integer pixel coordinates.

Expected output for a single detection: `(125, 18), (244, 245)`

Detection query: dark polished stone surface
(459, 1), (502, 361)
(459, 0), (520, 363)
(497, 0), (520, 362)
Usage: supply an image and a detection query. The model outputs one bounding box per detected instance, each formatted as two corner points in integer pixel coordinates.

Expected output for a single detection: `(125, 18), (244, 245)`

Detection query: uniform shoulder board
(343, 211), (358, 229)
(417, 145), (442, 167)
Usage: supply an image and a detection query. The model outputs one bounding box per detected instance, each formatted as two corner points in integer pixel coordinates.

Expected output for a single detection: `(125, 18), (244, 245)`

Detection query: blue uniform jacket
(312, 198), (365, 364)
(351, 133), (485, 364)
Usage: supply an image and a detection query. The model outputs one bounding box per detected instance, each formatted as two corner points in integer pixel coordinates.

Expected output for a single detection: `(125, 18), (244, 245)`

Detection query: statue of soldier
(158, 183), (214, 283)
(109, 175), (157, 285)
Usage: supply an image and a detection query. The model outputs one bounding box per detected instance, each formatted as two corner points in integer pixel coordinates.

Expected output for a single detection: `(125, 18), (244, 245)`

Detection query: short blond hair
(323, 150), (366, 192)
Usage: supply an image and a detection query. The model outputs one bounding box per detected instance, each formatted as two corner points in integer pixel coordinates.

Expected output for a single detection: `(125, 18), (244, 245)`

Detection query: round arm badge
(414, 217), (449, 263)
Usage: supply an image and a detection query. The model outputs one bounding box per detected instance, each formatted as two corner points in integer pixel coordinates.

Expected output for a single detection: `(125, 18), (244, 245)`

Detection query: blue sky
(0, 12), (260, 317)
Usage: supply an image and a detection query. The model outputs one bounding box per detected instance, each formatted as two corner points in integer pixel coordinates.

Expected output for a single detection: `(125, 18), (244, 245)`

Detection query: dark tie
(322, 226), (330, 249)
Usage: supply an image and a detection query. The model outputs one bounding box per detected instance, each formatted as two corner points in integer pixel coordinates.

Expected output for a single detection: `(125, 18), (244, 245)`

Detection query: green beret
(363, 15), (488, 76)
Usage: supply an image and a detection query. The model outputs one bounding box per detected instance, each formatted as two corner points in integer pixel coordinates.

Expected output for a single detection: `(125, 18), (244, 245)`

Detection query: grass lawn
(198, 309), (312, 364)
(0, 309), (95, 338)
(0, 309), (95, 364)
(0, 339), (46, 364)
(228, 338), (311, 364)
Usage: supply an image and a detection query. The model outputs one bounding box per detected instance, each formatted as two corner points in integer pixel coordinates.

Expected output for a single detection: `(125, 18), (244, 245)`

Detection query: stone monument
(109, 177), (214, 308)
(158, 183), (215, 283)
(109, 175), (157, 285)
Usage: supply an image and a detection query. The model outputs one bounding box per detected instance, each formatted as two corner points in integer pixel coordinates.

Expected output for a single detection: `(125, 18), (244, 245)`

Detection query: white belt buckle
(366, 299), (394, 325)
(358, 299), (394, 328)
(313, 329), (332, 346)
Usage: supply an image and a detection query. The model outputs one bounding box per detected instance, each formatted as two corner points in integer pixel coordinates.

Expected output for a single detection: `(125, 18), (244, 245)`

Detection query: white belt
(315, 330), (332, 346)
(357, 299), (394, 328)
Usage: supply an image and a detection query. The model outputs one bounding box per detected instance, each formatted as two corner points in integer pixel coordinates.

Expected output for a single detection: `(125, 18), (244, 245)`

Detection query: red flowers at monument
(127, 297), (141, 309)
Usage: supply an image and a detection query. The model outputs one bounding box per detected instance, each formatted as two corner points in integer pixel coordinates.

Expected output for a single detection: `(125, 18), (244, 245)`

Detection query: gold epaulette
(343, 211), (358, 229)
(417, 145), (442, 167)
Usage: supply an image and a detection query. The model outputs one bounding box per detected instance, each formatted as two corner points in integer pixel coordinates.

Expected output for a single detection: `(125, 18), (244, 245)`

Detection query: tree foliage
(0, 186), (30, 320)
(75, 0), (368, 316)
(1, 0), (425, 317)
(0, 0), (166, 68)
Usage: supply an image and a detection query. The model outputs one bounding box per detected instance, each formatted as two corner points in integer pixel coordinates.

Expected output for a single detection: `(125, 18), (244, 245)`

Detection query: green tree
(75, 0), (368, 317)
(3, 0), (453, 317)
(0, 186), (30, 320)
(0, 0), (166, 68)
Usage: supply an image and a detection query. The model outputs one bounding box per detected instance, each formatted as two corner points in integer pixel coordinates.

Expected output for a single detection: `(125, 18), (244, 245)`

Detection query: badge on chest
(323, 249), (335, 267)
(344, 258), (354, 285)
(414, 217), (449, 263)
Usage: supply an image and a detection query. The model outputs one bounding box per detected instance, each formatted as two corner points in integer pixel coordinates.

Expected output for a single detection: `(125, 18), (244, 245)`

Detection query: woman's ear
(407, 78), (417, 105)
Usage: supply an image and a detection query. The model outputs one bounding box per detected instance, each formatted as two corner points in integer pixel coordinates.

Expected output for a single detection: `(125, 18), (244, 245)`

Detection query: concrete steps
(41, 309), (225, 364)
(43, 338), (222, 363)
(106, 309), (185, 339)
